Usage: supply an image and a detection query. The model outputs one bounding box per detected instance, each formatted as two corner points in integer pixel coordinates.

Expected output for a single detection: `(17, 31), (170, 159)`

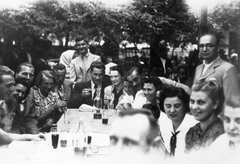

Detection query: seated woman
(104, 65), (125, 109)
(25, 70), (66, 132)
(185, 81), (224, 153)
(159, 86), (197, 156)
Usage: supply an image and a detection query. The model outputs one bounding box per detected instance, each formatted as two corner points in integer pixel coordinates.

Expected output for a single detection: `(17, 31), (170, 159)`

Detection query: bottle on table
(73, 119), (87, 157)
(93, 89), (102, 119)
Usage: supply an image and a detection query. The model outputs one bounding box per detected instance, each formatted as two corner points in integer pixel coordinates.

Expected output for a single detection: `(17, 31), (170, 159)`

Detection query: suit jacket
(193, 57), (240, 102)
(149, 56), (172, 77)
(68, 80), (109, 108)
(69, 52), (101, 82)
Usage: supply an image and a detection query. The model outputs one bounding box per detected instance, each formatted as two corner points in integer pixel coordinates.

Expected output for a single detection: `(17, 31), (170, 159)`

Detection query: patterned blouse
(32, 87), (59, 117)
(0, 100), (15, 132)
(185, 117), (224, 153)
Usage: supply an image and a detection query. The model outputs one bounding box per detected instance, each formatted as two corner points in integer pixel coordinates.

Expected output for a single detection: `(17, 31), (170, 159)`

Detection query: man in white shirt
(69, 36), (101, 82)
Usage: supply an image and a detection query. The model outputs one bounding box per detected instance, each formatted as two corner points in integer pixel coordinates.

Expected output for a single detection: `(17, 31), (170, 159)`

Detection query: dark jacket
(68, 80), (109, 108)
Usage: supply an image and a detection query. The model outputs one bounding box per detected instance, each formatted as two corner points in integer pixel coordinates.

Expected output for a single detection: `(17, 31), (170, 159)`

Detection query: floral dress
(185, 117), (224, 153)
(32, 87), (59, 117)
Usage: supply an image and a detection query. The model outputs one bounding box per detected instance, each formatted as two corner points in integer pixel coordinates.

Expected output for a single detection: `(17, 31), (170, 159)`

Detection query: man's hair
(159, 86), (190, 113)
(0, 65), (14, 84)
(15, 77), (29, 89)
(34, 70), (54, 87)
(110, 65), (125, 77)
(53, 63), (66, 73)
(119, 109), (160, 146)
(90, 61), (105, 73)
(75, 36), (88, 44)
(16, 62), (34, 74)
(201, 30), (221, 46)
(192, 80), (224, 115)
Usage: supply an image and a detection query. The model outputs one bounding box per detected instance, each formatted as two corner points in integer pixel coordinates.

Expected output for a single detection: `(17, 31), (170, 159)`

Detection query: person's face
(39, 76), (54, 96)
(123, 81), (135, 96)
(91, 67), (104, 85)
(75, 40), (88, 55)
(164, 97), (185, 123)
(10, 83), (27, 103)
(199, 34), (218, 64)
(109, 114), (150, 153)
(0, 75), (15, 101)
(110, 70), (123, 87)
(178, 68), (187, 83)
(223, 106), (240, 144)
(53, 69), (66, 85)
(127, 70), (142, 91)
(143, 83), (156, 103)
(16, 66), (34, 84)
(190, 91), (218, 122)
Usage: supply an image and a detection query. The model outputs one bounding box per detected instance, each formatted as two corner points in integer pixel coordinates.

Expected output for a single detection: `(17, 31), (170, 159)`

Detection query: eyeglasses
(199, 43), (216, 50)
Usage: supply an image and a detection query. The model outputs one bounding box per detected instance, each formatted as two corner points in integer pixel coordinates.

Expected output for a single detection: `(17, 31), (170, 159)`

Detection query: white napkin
(79, 104), (95, 112)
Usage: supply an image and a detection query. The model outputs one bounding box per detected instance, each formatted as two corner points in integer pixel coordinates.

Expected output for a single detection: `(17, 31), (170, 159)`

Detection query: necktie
(93, 84), (98, 100)
(170, 131), (180, 156)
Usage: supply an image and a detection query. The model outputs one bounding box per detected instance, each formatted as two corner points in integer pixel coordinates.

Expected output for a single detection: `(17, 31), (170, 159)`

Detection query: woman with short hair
(159, 86), (197, 156)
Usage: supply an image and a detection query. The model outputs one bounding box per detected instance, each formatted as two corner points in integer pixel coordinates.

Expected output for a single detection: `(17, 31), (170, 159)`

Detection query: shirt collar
(203, 56), (219, 66)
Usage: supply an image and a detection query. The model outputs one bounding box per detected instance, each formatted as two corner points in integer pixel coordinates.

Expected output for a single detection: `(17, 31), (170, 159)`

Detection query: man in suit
(68, 61), (109, 108)
(69, 36), (101, 83)
(149, 40), (172, 78)
(193, 31), (240, 103)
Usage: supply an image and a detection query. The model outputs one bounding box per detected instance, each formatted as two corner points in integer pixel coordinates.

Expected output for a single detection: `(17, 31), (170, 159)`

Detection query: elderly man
(69, 36), (101, 83)
(193, 31), (240, 103)
(68, 61), (109, 108)
(109, 109), (168, 159)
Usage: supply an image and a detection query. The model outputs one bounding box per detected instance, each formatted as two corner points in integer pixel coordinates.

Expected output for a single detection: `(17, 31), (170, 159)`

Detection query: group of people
(0, 30), (240, 163)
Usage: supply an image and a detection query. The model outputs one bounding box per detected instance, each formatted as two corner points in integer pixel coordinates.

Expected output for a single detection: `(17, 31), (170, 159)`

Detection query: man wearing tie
(68, 61), (110, 108)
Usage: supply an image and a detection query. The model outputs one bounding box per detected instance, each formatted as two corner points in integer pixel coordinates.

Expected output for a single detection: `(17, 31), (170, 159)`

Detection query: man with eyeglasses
(193, 31), (240, 103)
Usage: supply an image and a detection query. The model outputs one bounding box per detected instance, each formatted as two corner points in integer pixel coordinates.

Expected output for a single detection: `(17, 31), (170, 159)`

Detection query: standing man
(193, 31), (240, 103)
(69, 36), (101, 83)
(68, 61), (109, 108)
(149, 40), (172, 78)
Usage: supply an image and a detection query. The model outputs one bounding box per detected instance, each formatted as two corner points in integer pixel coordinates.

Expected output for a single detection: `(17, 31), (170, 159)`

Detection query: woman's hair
(142, 76), (162, 90)
(35, 70), (54, 88)
(159, 86), (190, 113)
(110, 65), (125, 77)
(191, 80), (224, 115)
